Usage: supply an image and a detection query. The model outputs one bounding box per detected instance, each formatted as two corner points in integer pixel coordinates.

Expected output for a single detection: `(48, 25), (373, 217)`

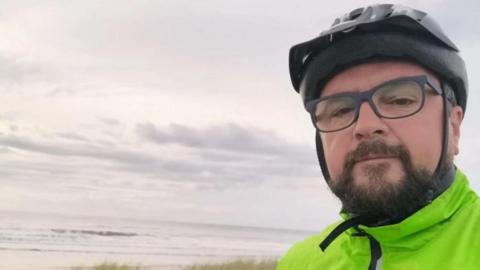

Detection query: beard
(328, 139), (449, 224)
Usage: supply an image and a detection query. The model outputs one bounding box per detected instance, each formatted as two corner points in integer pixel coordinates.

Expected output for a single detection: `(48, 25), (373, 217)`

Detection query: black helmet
(289, 4), (468, 112)
(289, 4), (468, 181)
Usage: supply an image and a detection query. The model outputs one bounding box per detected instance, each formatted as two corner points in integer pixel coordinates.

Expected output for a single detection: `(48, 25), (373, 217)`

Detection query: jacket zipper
(353, 229), (382, 270)
(367, 234), (382, 270)
(320, 218), (383, 269)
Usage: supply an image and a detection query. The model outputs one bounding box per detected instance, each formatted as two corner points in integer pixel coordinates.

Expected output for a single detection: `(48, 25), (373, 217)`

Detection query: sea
(0, 210), (316, 269)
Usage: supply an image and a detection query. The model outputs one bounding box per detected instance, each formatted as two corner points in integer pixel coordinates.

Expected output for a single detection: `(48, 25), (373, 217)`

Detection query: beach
(0, 210), (312, 270)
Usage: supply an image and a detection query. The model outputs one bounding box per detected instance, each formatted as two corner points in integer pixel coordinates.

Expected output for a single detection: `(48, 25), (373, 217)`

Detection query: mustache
(344, 140), (408, 169)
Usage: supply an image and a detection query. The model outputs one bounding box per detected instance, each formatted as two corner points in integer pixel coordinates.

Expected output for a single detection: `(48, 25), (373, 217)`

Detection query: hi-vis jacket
(277, 170), (480, 270)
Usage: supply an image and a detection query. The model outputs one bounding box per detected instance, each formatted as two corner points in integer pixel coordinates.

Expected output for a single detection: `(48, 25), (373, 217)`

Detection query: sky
(1, 0), (480, 231)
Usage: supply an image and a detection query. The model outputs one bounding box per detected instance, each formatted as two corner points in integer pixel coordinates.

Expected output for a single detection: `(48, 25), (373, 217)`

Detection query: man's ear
(449, 105), (463, 156)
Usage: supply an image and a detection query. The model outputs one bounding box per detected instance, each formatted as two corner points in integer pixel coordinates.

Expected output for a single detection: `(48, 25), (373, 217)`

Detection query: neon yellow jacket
(278, 170), (480, 269)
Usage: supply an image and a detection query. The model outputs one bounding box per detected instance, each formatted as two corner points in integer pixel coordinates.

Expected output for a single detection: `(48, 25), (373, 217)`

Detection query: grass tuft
(70, 259), (278, 270)
(182, 259), (277, 270)
(70, 262), (145, 270)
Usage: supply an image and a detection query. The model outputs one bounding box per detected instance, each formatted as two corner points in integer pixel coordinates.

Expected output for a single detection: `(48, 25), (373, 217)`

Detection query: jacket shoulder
(277, 222), (342, 270)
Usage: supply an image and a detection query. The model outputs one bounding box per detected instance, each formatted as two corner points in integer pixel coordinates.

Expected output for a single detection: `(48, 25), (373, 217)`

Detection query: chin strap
(428, 165), (456, 203)
(433, 81), (453, 185)
(425, 80), (455, 202)
(315, 132), (331, 181)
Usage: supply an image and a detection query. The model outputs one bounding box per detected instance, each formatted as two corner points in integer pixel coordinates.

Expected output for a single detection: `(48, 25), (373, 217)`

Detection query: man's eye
(331, 107), (354, 117)
(387, 98), (415, 106)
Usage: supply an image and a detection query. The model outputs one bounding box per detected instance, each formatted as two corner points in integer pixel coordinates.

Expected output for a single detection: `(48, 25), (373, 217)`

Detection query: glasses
(306, 75), (442, 133)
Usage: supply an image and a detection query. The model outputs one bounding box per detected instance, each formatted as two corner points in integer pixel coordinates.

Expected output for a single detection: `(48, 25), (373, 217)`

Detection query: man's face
(319, 61), (463, 218)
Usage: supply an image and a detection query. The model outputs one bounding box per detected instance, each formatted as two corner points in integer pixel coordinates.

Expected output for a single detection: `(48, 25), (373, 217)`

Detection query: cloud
(56, 132), (90, 142)
(132, 122), (320, 187)
(9, 125), (18, 132)
(0, 111), (21, 121)
(100, 118), (121, 126)
(0, 54), (53, 85)
(0, 134), (154, 165)
(0, 147), (11, 154)
(0, 122), (320, 190)
(46, 86), (77, 97)
(135, 122), (313, 161)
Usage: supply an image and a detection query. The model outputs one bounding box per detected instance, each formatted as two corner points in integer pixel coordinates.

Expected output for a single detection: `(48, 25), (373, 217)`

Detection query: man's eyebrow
(321, 89), (361, 99)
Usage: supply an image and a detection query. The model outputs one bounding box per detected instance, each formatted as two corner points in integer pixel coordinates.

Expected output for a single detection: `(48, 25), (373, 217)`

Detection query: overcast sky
(1, 0), (479, 231)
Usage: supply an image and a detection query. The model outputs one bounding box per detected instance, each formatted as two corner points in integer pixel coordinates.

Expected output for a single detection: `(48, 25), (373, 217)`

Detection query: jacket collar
(359, 169), (476, 249)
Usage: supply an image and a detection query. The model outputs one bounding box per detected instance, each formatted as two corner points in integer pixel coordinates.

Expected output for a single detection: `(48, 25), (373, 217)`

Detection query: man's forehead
(320, 61), (440, 97)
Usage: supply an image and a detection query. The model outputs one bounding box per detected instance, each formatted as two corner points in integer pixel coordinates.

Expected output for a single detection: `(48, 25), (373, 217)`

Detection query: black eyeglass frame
(305, 75), (442, 133)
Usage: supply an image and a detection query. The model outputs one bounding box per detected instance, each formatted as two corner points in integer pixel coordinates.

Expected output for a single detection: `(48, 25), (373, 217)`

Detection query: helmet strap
(431, 81), (456, 198)
(315, 132), (331, 181)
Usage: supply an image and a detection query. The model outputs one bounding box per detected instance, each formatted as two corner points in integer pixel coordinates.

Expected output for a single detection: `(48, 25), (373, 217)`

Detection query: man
(278, 4), (480, 269)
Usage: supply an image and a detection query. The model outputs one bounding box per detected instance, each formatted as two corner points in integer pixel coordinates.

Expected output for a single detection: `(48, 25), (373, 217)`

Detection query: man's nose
(353, 101), (389, 140)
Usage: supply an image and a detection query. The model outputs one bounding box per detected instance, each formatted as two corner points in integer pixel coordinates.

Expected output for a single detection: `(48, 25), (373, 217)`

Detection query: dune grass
(69, 262), (145, 270)
(70, 259), (278, 270)
(182, 259), (277, 270)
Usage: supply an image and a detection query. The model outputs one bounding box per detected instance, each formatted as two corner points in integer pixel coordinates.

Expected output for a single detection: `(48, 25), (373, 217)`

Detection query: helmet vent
(349, 8), (364, 20)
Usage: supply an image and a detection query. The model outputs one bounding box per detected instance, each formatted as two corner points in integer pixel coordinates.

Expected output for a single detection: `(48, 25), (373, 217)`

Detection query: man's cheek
(328, 153), (348, 180)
